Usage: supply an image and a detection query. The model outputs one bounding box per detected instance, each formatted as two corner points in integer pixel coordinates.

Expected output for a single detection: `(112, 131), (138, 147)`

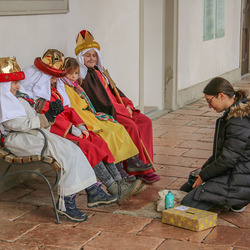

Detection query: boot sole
(139, 176), (161, 184)
(117, 180), (142, 206)
(56, 209), (88, 222)
(133, 184), (147, 196)
(87, 197), (119, 208)
(127, 166), (153, 173)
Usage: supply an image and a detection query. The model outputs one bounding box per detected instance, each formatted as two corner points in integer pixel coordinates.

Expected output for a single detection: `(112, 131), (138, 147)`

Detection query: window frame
(0, 0), (68, 16)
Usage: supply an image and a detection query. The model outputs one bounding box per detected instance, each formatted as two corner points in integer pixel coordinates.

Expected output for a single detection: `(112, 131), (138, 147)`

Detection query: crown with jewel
(34, 49), (66, 77)
(0, 57), (25, 82)
(75, 30), (100, 56)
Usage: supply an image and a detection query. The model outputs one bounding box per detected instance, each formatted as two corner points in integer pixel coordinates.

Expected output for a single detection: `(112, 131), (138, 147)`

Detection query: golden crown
(75, 30), (100, 56)
(0, 57), (21, 74)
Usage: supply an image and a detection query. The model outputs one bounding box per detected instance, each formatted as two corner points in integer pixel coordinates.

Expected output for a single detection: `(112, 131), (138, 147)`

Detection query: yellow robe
(64, 84), (138, 163)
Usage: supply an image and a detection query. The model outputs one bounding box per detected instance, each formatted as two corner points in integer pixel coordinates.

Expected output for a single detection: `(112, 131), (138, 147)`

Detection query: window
(203, 0), (225, 41)
(0, 0), (68, 16)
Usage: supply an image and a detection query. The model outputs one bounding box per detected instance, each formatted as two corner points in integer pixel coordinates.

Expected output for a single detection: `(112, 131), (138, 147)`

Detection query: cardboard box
(162, 205), (217, 231)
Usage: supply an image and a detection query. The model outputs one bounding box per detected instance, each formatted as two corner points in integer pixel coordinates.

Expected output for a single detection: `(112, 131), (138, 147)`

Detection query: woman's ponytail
(234, 89), (248, 102)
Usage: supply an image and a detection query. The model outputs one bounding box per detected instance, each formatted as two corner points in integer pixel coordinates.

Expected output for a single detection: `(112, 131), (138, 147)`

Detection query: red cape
(81, 68), (154, 174)
(41, 87), (115, 167)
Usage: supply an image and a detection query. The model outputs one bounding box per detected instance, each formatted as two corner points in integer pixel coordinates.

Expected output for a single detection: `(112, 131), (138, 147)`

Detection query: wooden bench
(0, 128), (62, 223)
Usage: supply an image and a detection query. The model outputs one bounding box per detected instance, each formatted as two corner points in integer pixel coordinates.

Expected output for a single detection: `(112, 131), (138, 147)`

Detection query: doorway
(241, 0), (250, 75)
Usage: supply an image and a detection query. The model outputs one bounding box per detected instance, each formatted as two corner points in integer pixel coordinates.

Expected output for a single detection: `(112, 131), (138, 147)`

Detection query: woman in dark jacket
(181, 77), (250, 212)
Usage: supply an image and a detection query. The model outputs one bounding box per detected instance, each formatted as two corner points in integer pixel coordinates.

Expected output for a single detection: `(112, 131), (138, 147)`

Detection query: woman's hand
(126, 106), (133, 117)
(192, 175), (203, 188)
(80, 130), (89, 139)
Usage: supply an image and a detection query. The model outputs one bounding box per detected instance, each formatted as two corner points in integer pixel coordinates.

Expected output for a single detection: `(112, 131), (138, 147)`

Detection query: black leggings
(181, 187), (214, 210)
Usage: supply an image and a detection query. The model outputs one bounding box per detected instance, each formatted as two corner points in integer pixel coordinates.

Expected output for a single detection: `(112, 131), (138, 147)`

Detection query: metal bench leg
(0, 170), (61, 224)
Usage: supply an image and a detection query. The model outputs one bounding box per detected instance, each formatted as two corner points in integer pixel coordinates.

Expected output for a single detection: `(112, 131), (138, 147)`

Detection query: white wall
(0, 0), (242, 110)
(144, 0), (165, 109)
(178, 0), (241, 90)
(0, 0), (140, 105)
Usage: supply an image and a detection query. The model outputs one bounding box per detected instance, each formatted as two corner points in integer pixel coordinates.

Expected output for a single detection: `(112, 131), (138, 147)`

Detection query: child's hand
(81, 130), (89, 139)
(192, 175), (203, 188)
(126, 106), (133, 117)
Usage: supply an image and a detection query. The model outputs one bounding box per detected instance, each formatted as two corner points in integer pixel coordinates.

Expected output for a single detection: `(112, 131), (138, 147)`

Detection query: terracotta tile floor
(1, 77), (250, 249)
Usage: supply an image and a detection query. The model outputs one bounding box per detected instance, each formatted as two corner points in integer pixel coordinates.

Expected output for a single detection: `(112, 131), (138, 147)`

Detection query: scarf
(60, 77), (117, 123)
(16, 91), (36, 108)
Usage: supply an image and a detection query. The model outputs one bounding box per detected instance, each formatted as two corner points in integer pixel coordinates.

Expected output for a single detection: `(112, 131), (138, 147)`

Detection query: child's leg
(104, 162), (122, 182)
(93, 161), (116, 187)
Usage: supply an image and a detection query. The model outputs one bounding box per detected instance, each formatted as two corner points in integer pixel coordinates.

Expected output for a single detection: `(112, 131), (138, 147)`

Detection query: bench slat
(14, 157), (23, 164)
(52, 161), (61, 171)
(43, 156), (54, 164)
(0, 149), (9, 159)
(31, 155), (41, 162)
(1, 152), (62, 170)
(22, 156), (32, 163)
(5, 154), (16, 163)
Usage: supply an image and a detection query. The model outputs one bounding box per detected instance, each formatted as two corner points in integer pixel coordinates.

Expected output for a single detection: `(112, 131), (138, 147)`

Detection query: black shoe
(126, 155), (152, 172)
(116, 162), (137, 182)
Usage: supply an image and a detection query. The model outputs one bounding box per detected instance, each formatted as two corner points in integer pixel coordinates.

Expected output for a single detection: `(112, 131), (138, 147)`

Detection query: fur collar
(227, 101), (250, 119)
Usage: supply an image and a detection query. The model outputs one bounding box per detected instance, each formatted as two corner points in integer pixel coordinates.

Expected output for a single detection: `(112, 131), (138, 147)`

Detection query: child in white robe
(0, 56), (114, 222)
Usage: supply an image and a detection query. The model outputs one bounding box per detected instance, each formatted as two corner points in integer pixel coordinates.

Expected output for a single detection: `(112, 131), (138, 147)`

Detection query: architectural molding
(0, 0), (68, 16)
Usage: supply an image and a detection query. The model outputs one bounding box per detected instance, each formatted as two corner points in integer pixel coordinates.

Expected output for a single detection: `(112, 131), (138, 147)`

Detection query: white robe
(2, 98), (96, 196)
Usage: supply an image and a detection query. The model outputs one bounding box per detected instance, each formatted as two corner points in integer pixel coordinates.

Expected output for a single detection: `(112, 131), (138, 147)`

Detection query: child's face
(10, 81), (20, 95)
(84, 49), (98, 68)
(66, 69), (79, 83)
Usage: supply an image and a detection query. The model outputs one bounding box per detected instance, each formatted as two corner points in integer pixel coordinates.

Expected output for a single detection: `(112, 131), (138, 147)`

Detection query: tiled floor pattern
(1, 77), (250, 249)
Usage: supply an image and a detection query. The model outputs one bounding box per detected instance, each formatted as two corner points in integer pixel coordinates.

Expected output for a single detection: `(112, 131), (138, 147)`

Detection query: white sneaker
(231, 206), (247, 213)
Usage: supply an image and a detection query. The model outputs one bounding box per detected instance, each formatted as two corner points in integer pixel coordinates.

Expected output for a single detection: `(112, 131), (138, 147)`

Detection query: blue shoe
(86, 183), (119, 207)
(57, 194), (87, 222)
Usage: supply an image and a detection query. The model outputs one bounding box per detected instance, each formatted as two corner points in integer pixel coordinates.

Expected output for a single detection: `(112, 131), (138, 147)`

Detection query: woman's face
(84, 49), (98, 68)
(204, 93), (230, 113)
(66, 68), (79, 83)
(10, 81), (20, 95)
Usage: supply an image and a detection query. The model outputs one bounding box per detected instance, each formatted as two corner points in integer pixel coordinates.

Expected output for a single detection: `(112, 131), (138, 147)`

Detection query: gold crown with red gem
(75, 30), (100, 56)
(0, 57), (25, 82)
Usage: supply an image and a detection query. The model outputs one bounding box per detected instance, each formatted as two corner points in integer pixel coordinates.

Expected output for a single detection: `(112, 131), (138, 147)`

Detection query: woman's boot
(138, 172), (161, 184)
(85, 183), (119, 207)
(57, 194), (87, 222)
(126, 155), (153, 173)
(115, 162), (136, 182)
